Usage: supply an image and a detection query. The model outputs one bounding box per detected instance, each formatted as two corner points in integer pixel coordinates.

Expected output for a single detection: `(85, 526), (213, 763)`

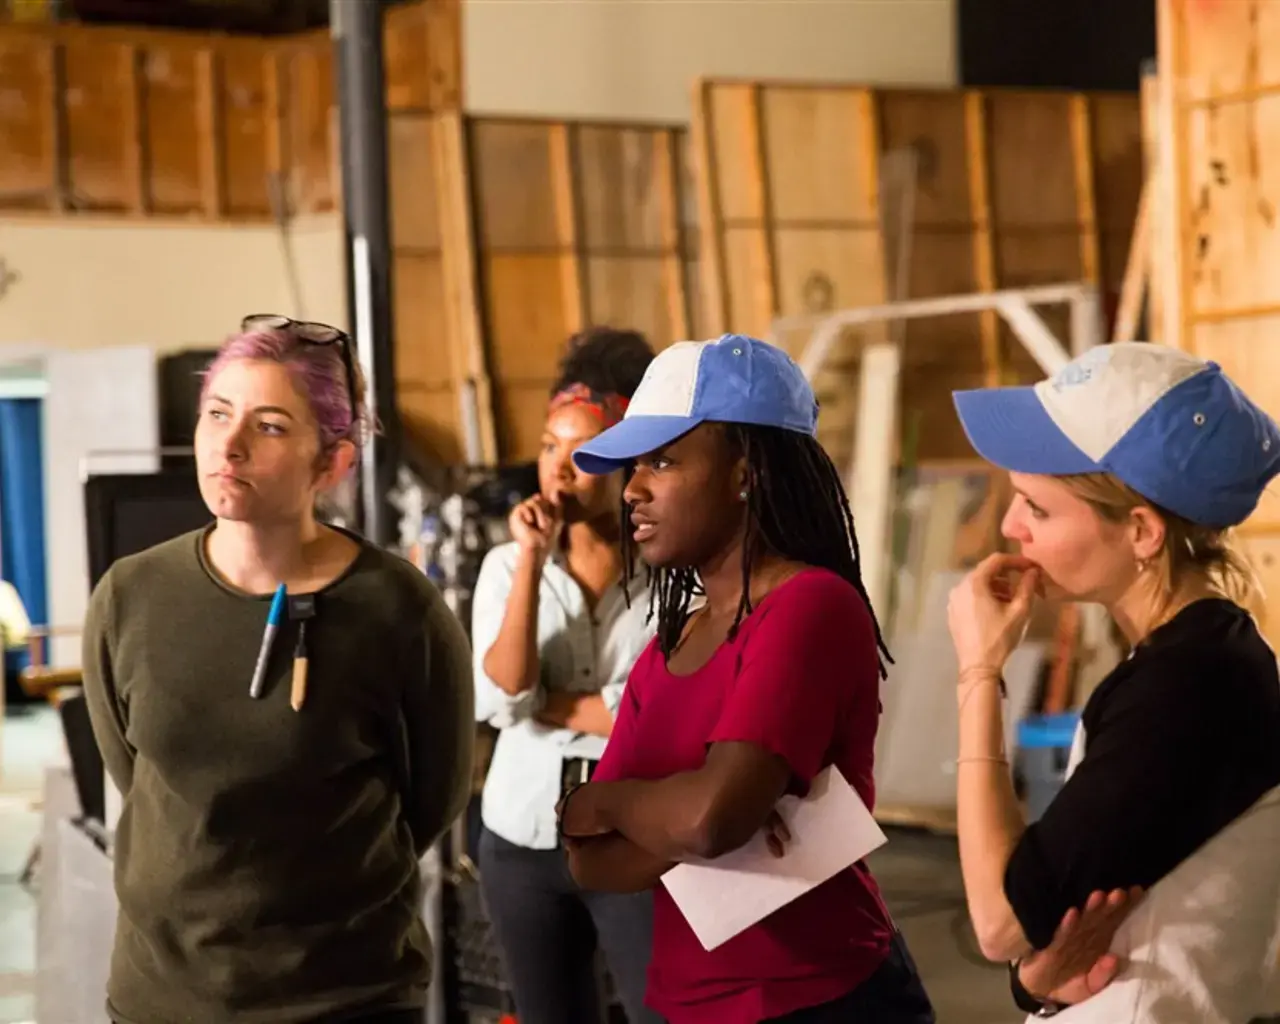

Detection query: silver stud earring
(739, 489), (749, 501)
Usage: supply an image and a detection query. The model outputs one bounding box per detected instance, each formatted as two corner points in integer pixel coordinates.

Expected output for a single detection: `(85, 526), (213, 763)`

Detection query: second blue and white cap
(572, 334), (818, 475)
(953, 341), (1280, 528)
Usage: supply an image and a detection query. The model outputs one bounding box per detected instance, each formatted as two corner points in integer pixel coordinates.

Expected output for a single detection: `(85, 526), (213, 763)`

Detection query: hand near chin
(508, 493), (563, 559)
(947, 552), (1043, 679)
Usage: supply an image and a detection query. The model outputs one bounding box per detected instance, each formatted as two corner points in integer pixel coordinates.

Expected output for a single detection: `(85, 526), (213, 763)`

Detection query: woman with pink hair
(81, 315), (474, 1024)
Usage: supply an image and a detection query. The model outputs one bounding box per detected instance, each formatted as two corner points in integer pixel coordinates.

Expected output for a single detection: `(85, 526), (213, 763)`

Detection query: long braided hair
(620, 423), (893, 679)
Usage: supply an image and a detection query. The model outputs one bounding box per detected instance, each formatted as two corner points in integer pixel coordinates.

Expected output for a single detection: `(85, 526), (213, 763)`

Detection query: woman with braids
(471, 327), (663, 1024)
(554, 334), (936, 1023)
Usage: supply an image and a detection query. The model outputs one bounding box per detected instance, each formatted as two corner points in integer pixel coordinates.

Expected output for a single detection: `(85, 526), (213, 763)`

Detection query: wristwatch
(1009, 959), (1070, 1018)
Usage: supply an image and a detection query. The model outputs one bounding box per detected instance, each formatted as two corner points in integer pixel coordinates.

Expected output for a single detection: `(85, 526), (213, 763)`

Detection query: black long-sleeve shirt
(81, 526), (475, 1024)
(1004, 598), (1280, 950)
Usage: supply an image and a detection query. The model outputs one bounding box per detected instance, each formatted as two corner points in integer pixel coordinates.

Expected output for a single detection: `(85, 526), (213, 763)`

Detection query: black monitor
(83, 470), (213, 591)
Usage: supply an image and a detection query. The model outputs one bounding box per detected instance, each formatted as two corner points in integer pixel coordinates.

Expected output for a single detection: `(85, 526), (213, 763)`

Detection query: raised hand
(508, 493), (563, 559)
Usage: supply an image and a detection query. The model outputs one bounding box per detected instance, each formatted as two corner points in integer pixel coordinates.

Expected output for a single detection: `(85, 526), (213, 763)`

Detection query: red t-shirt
(593, 567), (894, 1023)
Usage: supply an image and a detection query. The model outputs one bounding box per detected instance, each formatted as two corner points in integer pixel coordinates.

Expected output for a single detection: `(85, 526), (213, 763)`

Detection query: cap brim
(572, 415), (702, 475)
(952, 386), (1100, 475)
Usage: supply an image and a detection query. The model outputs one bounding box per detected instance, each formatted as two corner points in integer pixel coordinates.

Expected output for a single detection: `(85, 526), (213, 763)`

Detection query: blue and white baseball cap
(953, 341), (1280, 528)
(572, 334), (818, 475)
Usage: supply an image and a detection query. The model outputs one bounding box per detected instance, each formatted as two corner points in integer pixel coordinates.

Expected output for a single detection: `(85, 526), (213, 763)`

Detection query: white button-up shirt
(471, 540), (656, 850)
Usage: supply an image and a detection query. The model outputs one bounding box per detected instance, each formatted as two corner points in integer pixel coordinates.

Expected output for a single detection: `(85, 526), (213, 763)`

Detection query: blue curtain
(0, 397), (47, 687)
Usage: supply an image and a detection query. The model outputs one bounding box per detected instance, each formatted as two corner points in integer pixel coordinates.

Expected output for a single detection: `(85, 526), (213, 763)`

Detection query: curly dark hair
(621, 424), (893, 680)
(550, 326), (655, 400)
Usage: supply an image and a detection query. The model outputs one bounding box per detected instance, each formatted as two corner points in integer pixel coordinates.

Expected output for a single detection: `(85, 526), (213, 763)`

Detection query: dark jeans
(479, 826), (662, 1024)
(764, 931), (936, 1023)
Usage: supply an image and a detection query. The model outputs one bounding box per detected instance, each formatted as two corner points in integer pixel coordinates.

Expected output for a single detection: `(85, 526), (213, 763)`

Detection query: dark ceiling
(57, 0), (412, 35)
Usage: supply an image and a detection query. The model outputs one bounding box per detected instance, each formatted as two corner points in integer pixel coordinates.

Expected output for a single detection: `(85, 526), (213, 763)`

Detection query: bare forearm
(537, 692), (613, 737)
(957, 673), (1030, 961)
(481, 551), (542, 696)
(565, 834), (673, 893)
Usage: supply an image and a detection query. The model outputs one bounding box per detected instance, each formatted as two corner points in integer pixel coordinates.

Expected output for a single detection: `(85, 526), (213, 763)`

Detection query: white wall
(464, 0), (958, 122)
(0, 216), (347, 353)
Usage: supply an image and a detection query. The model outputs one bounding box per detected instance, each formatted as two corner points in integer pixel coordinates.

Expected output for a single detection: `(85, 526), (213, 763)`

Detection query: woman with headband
(946, 341), (1280, 1021)
(80, 316), (475, 1024)
(472, 327), (662, 1024)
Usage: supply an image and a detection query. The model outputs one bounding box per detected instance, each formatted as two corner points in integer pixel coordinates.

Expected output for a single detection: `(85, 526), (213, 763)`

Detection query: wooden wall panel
(1152, 0), (1280, 644)
(465, 117), (695, 462)
(693, 78), (1143, 466)
(142, 45), (203, 214)
(0, 0), (460, 222)
(0, 37), (58, 209)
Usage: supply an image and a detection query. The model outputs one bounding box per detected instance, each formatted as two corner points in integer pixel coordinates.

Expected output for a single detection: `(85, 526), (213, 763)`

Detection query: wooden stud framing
(964, 91), (1001, 386)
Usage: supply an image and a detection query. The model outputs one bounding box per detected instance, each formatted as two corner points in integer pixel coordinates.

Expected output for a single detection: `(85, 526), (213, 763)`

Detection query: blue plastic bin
(1016, 711), (1081, 822)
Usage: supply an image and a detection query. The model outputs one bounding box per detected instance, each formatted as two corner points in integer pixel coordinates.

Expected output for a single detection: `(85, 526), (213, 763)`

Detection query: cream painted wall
(0, 215), (346, 353)
(464, 0), (958, 122)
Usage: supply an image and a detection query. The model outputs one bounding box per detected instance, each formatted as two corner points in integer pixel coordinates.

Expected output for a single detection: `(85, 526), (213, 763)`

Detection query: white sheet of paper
(660, 765), (888, 951)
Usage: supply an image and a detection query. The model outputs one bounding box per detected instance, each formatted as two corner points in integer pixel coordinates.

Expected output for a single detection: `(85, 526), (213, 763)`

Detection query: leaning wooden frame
(777, 280), (1104, 621)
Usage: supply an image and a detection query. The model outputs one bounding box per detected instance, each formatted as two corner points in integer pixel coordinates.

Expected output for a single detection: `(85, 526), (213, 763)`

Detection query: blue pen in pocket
(249, 584), (288, 699)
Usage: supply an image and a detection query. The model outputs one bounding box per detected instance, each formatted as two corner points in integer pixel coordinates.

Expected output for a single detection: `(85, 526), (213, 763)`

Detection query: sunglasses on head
(240, 314), (358, 423)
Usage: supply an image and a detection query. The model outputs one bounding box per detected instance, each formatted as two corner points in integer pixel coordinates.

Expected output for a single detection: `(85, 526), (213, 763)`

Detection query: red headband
(548, 383), (629, 429)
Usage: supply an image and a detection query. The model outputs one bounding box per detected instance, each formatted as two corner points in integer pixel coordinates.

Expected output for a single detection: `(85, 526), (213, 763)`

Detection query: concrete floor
(0, 705), (1019, 1024)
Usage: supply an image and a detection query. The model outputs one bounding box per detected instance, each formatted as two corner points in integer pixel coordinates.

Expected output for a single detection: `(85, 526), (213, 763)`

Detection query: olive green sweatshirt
(80, 525), (475, 1024)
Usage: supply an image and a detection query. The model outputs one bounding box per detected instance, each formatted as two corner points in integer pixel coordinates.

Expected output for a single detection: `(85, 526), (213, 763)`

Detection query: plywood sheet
(467, 116), (695, 461)
(1184, 93), (1280, 318)
(141, 44), (202, 214)
(1161, 0), (1280, 555)
(0, 37), (56, 209)
(693, 79), (1142, 465)
(0, 1), (460, 222)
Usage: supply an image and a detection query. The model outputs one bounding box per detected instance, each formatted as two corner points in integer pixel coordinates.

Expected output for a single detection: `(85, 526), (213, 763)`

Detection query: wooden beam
(44, 39), (67, 211)
(432, 111), (498, 464)
(119, 43), (146, 213)
(1112, 177), (1151, 344)
(548, 122), (588, 332)
(655, 128), (692, 341)
(1069, 93), (1101, 286)
(195, 47), (224, 219)
(744, 83), (778, 334)
(691, 78), (729, 336)
(263, 49), (287, 200)
(964, 91), (1001, 385)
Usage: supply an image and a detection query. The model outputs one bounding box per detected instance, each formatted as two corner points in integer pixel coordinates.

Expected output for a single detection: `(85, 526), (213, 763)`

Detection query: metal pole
(332, 0), (399, 545)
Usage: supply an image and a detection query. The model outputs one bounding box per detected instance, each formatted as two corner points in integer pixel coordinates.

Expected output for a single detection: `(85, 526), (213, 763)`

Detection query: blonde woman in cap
(945, 341), (1280, 1022)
